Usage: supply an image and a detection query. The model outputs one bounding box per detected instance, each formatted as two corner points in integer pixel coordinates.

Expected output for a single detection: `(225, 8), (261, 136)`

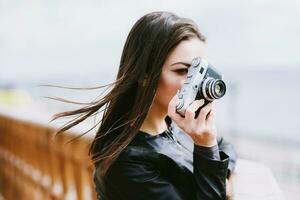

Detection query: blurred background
(1, 0), (299, 199)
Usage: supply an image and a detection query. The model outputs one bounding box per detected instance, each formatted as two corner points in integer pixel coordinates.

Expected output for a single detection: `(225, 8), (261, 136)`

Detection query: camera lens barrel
(201, 78), (226, 101)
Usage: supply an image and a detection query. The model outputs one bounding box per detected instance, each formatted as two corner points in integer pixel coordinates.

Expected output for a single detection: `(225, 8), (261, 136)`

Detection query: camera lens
(201, 78), (226, 100)
(215, 84), (222, 94)
(212, 79), (226, 98)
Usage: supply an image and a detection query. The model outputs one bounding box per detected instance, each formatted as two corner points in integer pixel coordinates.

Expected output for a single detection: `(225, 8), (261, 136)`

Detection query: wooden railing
(0, 113), (96, 200)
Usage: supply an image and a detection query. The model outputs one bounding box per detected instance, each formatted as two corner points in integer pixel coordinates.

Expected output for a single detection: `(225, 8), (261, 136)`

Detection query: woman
(54, 11), (236, 200)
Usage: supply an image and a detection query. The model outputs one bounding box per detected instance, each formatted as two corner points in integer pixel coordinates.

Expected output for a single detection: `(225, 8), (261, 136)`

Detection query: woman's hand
(167, 94), (218, 147)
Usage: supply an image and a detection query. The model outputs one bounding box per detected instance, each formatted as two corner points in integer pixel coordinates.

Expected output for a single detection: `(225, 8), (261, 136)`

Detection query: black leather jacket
(94, 125), (237, 200)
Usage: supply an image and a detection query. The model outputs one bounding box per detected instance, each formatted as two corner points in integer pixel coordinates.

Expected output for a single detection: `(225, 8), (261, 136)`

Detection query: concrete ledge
(233, 159), (285, 200)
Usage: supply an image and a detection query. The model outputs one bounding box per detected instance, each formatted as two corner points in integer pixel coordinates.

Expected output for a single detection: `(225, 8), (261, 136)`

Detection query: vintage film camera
(176, 57), (226, 117)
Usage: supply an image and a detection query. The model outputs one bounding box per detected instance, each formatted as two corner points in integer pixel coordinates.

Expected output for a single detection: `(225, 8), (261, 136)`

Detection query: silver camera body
(176, 57), (226, 117)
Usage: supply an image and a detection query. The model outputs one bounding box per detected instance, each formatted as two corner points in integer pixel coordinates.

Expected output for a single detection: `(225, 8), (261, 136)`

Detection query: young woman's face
(153, 37), (208, 112)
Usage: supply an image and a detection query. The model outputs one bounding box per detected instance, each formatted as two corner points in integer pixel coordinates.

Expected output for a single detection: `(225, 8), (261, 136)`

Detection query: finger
(206, 104), (216, 126)
(168, 93), (178, 112)
(196, 102), (213, 124)
(167, 92), (184, 124)
(185, 99), (205, 121)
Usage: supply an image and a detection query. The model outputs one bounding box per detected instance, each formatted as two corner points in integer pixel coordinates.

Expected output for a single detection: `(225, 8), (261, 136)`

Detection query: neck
(140, 104), (168, 135)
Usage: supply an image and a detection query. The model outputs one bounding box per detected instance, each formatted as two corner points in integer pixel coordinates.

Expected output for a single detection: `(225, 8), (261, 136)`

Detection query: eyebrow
(170, 62), (191, 67)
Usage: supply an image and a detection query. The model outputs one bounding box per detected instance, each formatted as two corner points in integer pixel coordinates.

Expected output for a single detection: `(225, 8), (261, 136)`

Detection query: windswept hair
(52, 11), (206, 177)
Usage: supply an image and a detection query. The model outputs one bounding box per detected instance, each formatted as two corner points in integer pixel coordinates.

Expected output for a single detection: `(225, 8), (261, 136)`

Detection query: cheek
(155, 72), (185, 107)
(161, 75), (181, 94)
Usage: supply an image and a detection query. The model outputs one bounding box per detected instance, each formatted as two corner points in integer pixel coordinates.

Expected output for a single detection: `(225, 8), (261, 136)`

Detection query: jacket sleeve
(100, 149), (229, 200)
(217, 136), (237, 177)
(171, 122), (236, 178)
(193, 145), (229, 200)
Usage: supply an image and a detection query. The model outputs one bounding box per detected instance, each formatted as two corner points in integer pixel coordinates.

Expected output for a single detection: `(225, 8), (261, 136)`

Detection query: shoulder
(116, 131), (164, 162)
(115, 142), (160, 167)
(93, 145), (160, 198)
(100, 145), (163, 190)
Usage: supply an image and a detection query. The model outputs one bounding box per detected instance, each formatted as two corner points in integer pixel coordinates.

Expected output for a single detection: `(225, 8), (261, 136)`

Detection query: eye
(175, 68), (188, 75)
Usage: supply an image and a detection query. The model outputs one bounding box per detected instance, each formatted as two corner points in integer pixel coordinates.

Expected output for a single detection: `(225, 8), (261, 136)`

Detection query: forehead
(164, 38), (207, 66)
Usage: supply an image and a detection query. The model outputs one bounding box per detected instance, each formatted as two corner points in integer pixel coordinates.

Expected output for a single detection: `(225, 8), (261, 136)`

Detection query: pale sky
(1, 0), (300, 84)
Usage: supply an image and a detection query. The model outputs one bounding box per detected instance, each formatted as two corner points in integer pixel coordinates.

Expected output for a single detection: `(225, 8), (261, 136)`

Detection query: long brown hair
(52, 11), (206, 177)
